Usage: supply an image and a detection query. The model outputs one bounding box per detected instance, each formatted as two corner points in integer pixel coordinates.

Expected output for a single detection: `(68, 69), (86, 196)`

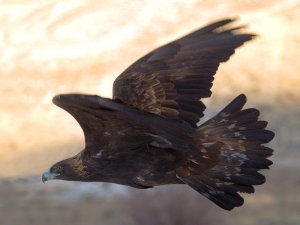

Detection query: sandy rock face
(0, 0), (299, 178)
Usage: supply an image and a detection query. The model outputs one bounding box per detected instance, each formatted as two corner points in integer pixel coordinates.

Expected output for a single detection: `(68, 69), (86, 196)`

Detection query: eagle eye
(55, 165), (63, 173)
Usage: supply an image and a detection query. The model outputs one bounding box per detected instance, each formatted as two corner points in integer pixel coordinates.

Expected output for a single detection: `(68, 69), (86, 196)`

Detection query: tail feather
(219, 150), (272, 169)
(177, 94), (274, 210)
(181, 175), (245, 210)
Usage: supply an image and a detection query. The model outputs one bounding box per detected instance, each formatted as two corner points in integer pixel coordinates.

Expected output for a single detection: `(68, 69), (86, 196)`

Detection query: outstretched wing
(113, 18), (255, 127)
(53, 94), (153, 157)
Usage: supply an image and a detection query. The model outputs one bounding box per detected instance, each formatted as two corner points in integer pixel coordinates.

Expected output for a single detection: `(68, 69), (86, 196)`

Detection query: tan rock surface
(0, 0), (299, 178)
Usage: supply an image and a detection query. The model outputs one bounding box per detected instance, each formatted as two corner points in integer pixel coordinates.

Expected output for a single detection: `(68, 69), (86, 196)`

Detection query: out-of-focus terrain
(0, 1), (299, 225)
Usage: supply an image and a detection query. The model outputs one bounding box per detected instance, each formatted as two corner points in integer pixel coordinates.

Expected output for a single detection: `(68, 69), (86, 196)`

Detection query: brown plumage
(42, 18), (274, 210)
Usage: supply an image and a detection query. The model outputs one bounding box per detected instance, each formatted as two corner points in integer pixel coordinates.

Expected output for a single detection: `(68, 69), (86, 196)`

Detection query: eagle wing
(113, 18), (255, 127)
(53, 94), (153, 157)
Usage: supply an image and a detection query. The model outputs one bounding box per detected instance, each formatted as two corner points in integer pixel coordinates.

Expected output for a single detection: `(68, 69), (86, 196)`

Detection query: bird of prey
(42, 18), (274, 210)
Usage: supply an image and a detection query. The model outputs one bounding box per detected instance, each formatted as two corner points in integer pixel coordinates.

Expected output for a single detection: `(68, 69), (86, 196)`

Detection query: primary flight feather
(42, 18), (274, 210)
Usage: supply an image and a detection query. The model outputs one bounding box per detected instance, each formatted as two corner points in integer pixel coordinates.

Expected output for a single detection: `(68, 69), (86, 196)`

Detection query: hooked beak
(42, 171), (56, 183)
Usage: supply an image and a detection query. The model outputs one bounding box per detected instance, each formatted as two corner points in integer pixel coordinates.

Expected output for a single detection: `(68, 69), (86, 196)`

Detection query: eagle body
(42, 19), (274, 210)
(51, 95), (190, 187)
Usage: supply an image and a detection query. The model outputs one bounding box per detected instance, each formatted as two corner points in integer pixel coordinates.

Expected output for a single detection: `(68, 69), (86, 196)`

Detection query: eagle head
(42, 155), (88, 183)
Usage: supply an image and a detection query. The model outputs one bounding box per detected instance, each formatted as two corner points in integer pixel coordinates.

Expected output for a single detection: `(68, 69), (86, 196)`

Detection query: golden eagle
(42, 19), (274, 210)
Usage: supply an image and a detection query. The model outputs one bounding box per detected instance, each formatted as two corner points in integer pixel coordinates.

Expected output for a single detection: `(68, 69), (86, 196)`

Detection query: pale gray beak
(42, 171), (55, 183)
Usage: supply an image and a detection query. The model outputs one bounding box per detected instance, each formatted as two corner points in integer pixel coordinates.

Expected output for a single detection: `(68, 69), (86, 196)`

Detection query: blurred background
(0, 0), (299, 224)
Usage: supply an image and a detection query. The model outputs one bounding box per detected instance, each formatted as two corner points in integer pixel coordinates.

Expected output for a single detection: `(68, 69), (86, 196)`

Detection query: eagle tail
(177, 94), (274, 210)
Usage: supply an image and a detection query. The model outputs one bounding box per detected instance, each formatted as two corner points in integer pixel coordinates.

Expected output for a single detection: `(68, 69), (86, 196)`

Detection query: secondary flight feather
(42, 18), (274, 210)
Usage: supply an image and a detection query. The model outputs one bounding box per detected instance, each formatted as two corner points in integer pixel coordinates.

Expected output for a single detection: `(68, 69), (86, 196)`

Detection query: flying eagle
(42, 18), (274, 210)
